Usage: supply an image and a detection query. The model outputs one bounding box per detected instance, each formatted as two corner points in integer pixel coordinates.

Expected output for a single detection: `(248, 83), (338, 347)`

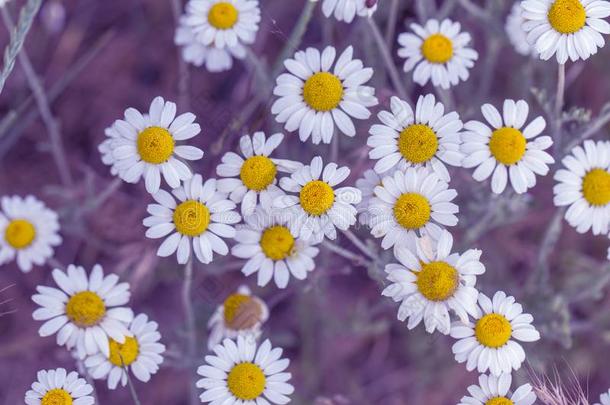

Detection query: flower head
(458, 373), (537, 405)
(25, 368), (94, 405)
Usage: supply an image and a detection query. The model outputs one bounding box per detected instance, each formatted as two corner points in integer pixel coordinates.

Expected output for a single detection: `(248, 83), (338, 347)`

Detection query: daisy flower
(0, 195), (61, 273)
(232, 207), (320, 288)
(595, 389), (610, 405)
(450, 291), (541, 376)
(207, 285), (269, 349)
(554, 140), (610, 235)
(32, 264), (133, 359)
(25, 368), (94, 405)
(397, 18), (479, 89)
(367, 94), (464, 182)
(184, 0), (261, 49)
(521, 0), (610, 63)
(458, 373), (537, 405)
(216, 132), (302, 217)
(144, 174), (241, 264)
(462, 99), (554, 194)
(382, 230), (484, 334)
(506, 2), (538, 56)
(274, 156), (361, 243)
(197, 336), (294, 404)
(85, 313), (166, 389)
(320, 0), (376, 23)
(108, 96), (203, 194)
(368, 167), (459, 250)
(271, 45), (378, 144)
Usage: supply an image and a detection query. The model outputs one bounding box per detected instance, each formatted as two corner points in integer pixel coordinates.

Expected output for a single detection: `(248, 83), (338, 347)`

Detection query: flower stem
(119, 356), (142, 405)
(553, 63), (566, 155)
(182, 258), (198, 405)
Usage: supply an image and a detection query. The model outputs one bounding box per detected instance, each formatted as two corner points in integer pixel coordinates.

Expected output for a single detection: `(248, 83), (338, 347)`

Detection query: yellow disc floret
(489, 127), (526, 165)
(4, 219), (36, 249)
(223, 293), (263, 329)
(173, 200), (210, 237)
(41, 388), (73, 405)
(227, 362), (266, 401)
(208, 2), (239, 29)
(240, 156), (277, 191)
(582, 168), (610, 206)
(421, 34), (454, 64)
(299, 180), (335, 216)
(303, 72), (344, 112)
(398, 124), (439, 164)
(65, 291), (106, 328)
(548, 0), (586, 34)
(416, 261), (459, 301)
(137, 127), (175, 164)
(475, 313), (512, 348)
(486, 398), (514, 405)
(260, 225), (295, 260)
(393, 193), (431, 230)
(109, 336), (140, 367)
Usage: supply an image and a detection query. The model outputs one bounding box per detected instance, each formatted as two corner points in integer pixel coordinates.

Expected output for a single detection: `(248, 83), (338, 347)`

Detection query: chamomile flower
(397, 18), (478, 89)
(32, 264), (133, 359)
(232, 207), (320, 288)
(144, 174), (240, 264)
(450, 291), (541, 376)
(197, 336), (294, 404)
(595, 389), (610, 405)
(521, 0), (610, 63)
(108, 96), (203, 194)
(368, 167), (459, 250)
(506, 2), (538, 56)
(0, 195), (61, 273)
(458, 373), (537, 405)
(84, 313), (165, 390)
(207, 285), (269, 349)
(320, 0), (376, 23)
(462, 99), (554, 194)
(274, 156), (361, 243)
(216, 132), (302, 217)
(553, 140), (610, 235)
(271, 45), (378, 144)
(382, 230), (484, 335)
(367, 94), (464, 182)
(25, 368), (94, 405)
(184, 0), (261, 49)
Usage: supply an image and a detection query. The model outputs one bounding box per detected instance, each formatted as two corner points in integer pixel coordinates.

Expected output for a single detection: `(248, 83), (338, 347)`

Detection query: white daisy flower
(521, 0), (610, 63)
(108, 96), (204, 194)
(458, 373), (537, 405)
(462, 99), (554, 194)
(232, 207), (320, 288)
(207, 285), (269, 349)
(197, 336), (294, 404)
(382, 230), (484, 335)
(367, 94), (464, 182)
(32, 264), (134, 359)
(368, 167), (459, 250)
(553, 140), (610, 235)
(595, 389), (610, 405)
(216, 132), (302, 217)
(184, 0), (261, 49)
(274, 156), (361, 243)
(0, 195), (62, 273)
(397, 18), (479, 89)
(144, 174), (241, 264)
(271, 45), (378, 144)
(506, 2), (538, 56)
(320, 0), (376, 23)
(85, 313), (165, 389)
(450, 291), (541, 376)
(25, 368), (94, 405)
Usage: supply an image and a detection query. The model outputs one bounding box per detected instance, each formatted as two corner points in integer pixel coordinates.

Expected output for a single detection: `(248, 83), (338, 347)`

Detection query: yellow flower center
(548, 0), (586, 34)
(299, 180), (335, 216)
(398, 124), (439, 164)
(489, 127), (526, 165)
(65, 291), (106, 328)
(260, 225), (295, 260)
(208, 2), (239, 29)
(582, 168), (610, 206)
(227, 363), (266, 400)
(223, 293), (263, 330)
(137, 126), (175, 164)
(421, 34), (454, 64)
(393, 193), (431, 230)
(41, 388), (73, 405)
(486, 398), (514, 405)
(416, 261), (459, 301)
(475, 313), (513, 348)
(4, 219), (36, 249)
(302, 72), (344, 112)
(173, 200), (210, 237)
(240, 156), (277, 191)
(109, 336), (140, 367)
